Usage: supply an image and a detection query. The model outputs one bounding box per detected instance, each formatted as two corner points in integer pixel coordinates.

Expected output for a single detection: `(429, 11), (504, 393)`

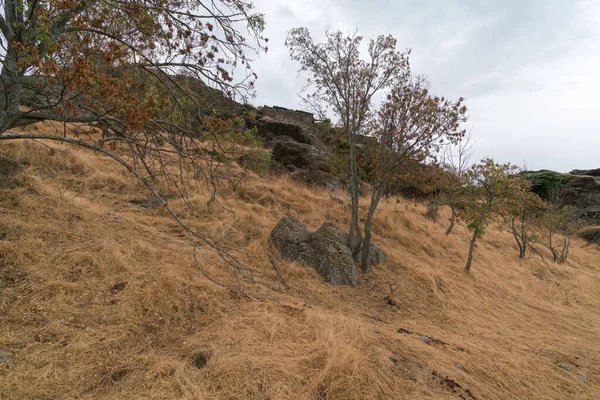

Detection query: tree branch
(0, 132), (252, 294)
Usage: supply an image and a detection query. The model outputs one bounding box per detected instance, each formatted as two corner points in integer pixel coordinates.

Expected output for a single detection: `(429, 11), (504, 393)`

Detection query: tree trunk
(558, 236), (571, 264)
(0, 46), (24, 133)
(511, 215), (525, 258)
(465, 224), (479, 273)
(427, 201), (439, 223)
(465, 200), (490, 272)
(549, 231), (558, 263)
(520, 214), (527, 258)
(445, 203), (456, 235)
(346, 133), (362, 259)
(360, 184), (385, 274)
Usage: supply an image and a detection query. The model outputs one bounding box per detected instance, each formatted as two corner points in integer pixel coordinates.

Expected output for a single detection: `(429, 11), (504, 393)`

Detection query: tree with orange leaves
(0, 0), (267, 292)
(360, 74), (467, 273)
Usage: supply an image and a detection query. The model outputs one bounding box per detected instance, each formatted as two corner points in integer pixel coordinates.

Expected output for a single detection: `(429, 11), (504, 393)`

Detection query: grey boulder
(270, 217), (385, 286)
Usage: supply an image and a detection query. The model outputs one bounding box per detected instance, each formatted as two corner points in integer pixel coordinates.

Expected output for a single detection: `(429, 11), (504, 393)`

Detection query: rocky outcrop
(270, 137), (343, 190)
(565, 170), (600, 218)
(257, 106), (320, 146)
(257, 118), (313, 145)
(270, 217), (384, 286)
(261, 106), (315, 131)
(251, 105), (344, 190)
(570, 168), (600, 177)
(271, 139), (330, 173)
(528, 169), (600, 219)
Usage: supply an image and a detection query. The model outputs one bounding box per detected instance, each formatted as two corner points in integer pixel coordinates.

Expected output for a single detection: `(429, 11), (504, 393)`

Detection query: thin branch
(0, 132), (251, 294)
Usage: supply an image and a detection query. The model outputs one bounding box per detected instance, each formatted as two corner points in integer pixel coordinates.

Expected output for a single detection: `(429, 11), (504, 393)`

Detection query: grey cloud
(250, 0), (600, 172)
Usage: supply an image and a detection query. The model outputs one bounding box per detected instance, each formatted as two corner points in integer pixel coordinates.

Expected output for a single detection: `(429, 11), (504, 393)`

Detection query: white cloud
(250, 0), (600, 172)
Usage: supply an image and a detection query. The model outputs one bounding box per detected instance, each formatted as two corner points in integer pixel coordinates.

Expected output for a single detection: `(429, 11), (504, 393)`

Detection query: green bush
(524, 171), (567, 201)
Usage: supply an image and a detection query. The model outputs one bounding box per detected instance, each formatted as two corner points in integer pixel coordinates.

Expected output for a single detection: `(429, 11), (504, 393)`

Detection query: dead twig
(385, 283), (398, 307)
(268, 251), (290, 290)
(527, 243), (557, 276)
(360, 314), (390, 325)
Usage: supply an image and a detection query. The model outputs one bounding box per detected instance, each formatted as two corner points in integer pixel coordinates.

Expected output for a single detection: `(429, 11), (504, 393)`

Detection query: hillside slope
(1, 138), (600, 399)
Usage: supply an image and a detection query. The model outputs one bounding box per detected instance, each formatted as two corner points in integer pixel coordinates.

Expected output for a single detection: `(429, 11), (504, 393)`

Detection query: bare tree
(540, 196), (583, 264)
(430, 132), (474, 234)
(285, 27), (409, 259)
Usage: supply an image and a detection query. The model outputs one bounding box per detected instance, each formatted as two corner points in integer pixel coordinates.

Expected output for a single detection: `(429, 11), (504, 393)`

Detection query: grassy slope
(1, 136), (599, 399)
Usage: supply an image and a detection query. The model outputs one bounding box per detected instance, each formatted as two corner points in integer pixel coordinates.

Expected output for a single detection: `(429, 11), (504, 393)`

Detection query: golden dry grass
(1, 137), (599, 399)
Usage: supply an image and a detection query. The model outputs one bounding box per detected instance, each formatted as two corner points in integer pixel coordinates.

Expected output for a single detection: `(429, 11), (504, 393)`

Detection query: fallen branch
(268, 252), (290, 290)
(360, 314), (390, 325)
(528, 243), (557, 276)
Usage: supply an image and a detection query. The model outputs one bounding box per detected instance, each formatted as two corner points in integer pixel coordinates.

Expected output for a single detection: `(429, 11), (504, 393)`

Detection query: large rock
(570, 168), (600, 177)
(271, 138), (330, 173)
(304, 232), (358, 287)
(270, 217), (385, 286)
(289, 169), (345, 192)
(270, 138), (344, 190)
(270, 217), (357, 286)
(271, 138), (345, 190)
(257, 118), (313, 145)
(271, 137), (343, 191)
(269, 216), (311, 260)
(528, 169), (600, 220)
(316, 223), (385, 266)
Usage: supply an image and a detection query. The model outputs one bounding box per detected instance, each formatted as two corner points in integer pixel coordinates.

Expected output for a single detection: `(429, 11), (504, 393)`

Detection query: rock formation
(270, 216), (384, 286)
(528, 169), (600, 219)
(565, 170), (600, 219)
(254, 105), (344, 190)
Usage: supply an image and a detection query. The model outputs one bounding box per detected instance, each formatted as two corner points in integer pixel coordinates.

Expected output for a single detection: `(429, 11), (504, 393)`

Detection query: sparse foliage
(462, 159), (530, 272)
(286, 27), (409, 262)
(541, 198), (583, 264)
(0, 0), (268, 291)
(430, 133), (474, 235)
(286, 28), (468, 274)
(507, 182), (545, 259)
(359, 74), (467, 272)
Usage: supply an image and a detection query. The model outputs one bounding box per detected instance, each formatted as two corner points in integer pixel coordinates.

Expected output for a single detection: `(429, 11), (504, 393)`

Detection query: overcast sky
(249, 0), (600, 173)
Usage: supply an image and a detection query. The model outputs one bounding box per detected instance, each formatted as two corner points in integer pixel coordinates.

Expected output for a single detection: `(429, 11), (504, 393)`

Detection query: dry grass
(1, 137), (600, 399)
